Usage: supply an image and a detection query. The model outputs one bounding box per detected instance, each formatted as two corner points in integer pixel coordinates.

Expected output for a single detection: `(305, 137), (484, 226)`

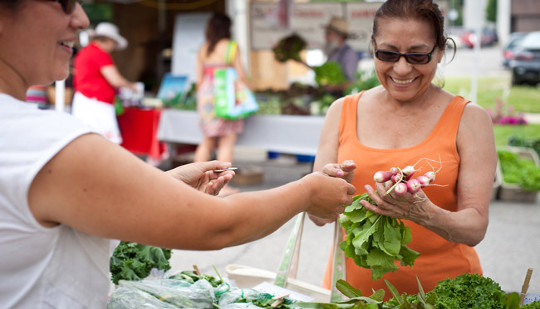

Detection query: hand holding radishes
(361, 164), (439, 220)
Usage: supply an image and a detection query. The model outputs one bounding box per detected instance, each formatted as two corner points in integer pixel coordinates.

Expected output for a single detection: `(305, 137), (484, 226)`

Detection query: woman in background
(194, 13), (251, 195)
(72, 22), (138, 144)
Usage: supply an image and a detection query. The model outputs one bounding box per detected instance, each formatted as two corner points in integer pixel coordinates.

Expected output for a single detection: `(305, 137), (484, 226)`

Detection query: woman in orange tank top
(311, 0), (497, 299)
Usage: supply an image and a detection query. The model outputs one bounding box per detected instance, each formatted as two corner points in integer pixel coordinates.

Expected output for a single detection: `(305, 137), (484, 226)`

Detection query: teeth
(392, 77), (414, 84)
(61, 41), (74, 48)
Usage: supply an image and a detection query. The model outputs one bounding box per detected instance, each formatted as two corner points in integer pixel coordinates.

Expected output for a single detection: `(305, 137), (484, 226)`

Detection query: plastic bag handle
(274, 213), (345, 302)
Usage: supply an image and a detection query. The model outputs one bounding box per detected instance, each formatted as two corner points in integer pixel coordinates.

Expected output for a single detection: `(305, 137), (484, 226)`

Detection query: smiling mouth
(59, 41), (74, 48)
(391, 77), (415, 84)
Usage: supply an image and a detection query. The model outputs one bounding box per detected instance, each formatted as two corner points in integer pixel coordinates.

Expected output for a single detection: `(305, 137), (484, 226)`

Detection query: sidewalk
(168, 157), (540, 296)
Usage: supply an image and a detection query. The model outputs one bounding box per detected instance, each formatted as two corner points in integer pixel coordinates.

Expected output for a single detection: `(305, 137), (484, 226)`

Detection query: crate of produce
(496, 146), (540, 202)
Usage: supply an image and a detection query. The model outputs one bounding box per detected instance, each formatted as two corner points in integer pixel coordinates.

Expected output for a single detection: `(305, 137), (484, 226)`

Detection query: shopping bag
(214, 40), (259, 120)
(226, 213), (345, 303)
(214, 67), (259, 120)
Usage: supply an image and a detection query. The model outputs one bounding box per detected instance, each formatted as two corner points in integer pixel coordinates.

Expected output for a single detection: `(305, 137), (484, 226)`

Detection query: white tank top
(0, 94), (111, 308)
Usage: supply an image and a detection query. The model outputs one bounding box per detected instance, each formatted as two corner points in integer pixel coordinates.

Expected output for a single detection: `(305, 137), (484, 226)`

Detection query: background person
(0, 1), (356, 307)
(194, 12), (252, 196)
(322, 16), (360, 96)
(311, 0), (497, 298)
(72, 22), (138, 144)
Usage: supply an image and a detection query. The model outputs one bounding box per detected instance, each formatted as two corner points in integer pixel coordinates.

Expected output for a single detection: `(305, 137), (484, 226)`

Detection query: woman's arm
(100, 65), (137, 90)
(28, 133), (355, 250)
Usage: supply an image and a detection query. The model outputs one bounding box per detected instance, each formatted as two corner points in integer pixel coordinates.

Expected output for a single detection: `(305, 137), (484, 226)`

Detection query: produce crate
(496, 146), (540, 203)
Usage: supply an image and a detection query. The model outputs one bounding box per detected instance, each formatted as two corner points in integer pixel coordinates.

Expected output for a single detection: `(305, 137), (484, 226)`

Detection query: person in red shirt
(72, 22), (137, 144)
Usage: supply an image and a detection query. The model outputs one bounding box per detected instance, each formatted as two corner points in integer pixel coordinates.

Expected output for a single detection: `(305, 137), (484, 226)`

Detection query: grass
(439, 76), (540, 148)
(441, 76), (540, 113)
(493, 124), (540, 148)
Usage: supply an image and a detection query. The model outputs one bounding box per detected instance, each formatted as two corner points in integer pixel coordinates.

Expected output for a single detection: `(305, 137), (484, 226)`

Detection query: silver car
(510, 31), (540, 86)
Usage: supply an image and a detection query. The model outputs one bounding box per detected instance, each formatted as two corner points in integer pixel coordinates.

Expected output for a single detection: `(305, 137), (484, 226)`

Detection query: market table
(157, 109), (325, 156)
(117, 107), (167, 161)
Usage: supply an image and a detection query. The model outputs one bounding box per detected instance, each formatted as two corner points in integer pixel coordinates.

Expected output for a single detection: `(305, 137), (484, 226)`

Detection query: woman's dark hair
(205, 12), (231, 56)
(0, 0), (23, 11)
(372, 0), (447, 51)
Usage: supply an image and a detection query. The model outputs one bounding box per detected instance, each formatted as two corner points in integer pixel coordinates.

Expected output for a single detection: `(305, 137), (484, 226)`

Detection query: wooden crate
(497, 146), (540, 203)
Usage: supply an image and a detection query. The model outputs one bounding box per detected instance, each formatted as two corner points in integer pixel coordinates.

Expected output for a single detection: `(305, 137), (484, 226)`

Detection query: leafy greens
(339, 193), (420, 280)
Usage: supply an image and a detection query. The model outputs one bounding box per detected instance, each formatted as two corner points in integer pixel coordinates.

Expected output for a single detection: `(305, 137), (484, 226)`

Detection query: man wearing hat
(323, 17), (359, 96)
(72, 22), (138, 144)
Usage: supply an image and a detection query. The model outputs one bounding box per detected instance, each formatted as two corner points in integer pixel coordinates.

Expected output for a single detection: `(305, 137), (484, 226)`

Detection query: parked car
(502, 32), (527, 68)
(509, 31), (540, 86)
(449, 27), (498, 49)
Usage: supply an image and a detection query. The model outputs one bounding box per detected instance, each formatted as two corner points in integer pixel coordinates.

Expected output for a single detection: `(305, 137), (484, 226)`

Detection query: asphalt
(167, 156), (540, 297)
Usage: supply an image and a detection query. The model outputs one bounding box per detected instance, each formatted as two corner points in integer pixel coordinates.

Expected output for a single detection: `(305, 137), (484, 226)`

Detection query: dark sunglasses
(373, 40), (437, 65)
(49, 0), (83, 14)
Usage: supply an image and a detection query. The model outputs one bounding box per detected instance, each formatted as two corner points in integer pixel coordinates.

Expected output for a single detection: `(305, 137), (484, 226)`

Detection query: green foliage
(314, 62), (348, 86)
(428, 273), (508, 309)
(339, 193), (420, 280)
(508, 136), (540, 158)
(497, 150), (540, 191)
(168, 269), (224, 288)
(110, 241), (172, 285)
(273, 33), (307, 63)
(486, 0), (497, 22)
(523, 301), (540, 308)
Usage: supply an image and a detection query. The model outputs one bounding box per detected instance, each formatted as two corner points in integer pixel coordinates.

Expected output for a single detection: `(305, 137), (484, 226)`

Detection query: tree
(486, 0), (497, 23)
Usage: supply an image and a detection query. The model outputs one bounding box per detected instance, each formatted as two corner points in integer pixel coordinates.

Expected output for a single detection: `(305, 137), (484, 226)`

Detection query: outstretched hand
(166, 161), (235, 195)
(308, 160), (357, 226)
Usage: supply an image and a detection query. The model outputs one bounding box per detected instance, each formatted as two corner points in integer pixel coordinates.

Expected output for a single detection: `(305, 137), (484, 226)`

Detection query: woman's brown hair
(205, 12), (232, 56)
(372, 0), (447, 50)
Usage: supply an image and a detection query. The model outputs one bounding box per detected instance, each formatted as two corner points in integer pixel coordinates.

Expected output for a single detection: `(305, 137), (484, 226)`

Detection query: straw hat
(89, 22), (128, 51)
(324, 17), (356, 39)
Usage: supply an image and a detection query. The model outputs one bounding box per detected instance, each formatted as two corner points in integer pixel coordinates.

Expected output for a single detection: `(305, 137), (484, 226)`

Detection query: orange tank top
(322, 92), (482, 298)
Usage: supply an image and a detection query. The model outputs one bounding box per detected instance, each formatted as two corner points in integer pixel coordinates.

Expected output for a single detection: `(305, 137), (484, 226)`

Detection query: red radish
(402, 165), (416, 176)
(416, 175), (431, 187)
(424, 171), (436, 183)
(374, 171), (393, 183)
(405, 171), (416, 180)
(406, 179), (422, 194)
(391, 174), (403, 184)
(390, 167), (399, 175)
(394, 182), (408, 195)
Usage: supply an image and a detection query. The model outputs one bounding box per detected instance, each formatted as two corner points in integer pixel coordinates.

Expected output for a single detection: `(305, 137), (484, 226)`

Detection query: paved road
(168, 158), (540, 297)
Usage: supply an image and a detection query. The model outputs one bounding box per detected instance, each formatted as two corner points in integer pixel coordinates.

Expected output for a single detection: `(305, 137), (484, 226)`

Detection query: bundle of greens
(427, 273), (514, 309)
(313, 61), (347, 86)
(110, 241), (172, 285)
(498, 149), (540, 192)
(339, 193), (420, 280)
(272, 33), (307, 63)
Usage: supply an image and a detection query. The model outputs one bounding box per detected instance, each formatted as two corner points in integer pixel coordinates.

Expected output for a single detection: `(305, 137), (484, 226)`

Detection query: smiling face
(372, 17), (443, 103)
(0, 0), (89, 99)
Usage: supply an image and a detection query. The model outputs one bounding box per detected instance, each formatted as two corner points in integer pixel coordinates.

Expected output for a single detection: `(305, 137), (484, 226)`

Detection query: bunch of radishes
(373, 165), (437, 195)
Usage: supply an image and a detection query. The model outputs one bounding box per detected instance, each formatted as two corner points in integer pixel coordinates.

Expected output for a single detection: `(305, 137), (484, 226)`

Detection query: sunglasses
(373, 40), (437, 65)
(49, 0), (83, 14)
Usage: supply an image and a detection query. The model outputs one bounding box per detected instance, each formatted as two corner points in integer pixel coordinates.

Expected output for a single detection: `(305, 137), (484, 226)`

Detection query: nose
(72, 4), (90, 30)
(393, 55), (412, 75)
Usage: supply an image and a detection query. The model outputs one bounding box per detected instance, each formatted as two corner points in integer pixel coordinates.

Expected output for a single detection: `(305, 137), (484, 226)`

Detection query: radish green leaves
(339, 193), (420, 280)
